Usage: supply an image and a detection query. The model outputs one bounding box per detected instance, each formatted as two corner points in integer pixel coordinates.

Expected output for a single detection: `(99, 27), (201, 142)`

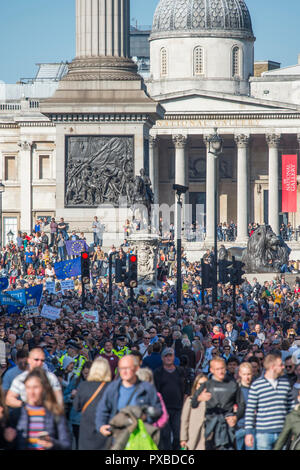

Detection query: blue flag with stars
(54, 257), (81, 280)
(25, 285), (43, 307)
(66, 240), (89, 257)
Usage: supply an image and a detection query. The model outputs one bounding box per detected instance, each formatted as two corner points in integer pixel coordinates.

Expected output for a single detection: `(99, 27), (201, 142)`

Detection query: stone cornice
(150, 30), (255, 42)
(163, 112), (300, 120)
(48, 113), (155, 125)
(0, 122), (55, 129)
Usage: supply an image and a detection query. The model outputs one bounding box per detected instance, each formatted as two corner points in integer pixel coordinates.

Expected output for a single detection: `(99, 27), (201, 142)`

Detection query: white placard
(41, 304), (62, 321)
(45, 282), (56, 294)
(80, 310), (99, 323)
(60, 280), (75, 292)
(23, 306), (40, 317)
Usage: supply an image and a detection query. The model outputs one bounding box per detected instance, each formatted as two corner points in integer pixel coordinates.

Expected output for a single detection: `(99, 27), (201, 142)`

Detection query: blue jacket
(95, 378), (162, 431)
(142, 352), (163, 371)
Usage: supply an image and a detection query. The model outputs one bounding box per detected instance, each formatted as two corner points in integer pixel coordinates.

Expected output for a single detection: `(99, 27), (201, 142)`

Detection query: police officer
(112, 336), (131, 359)
(58, 341), (86, 377)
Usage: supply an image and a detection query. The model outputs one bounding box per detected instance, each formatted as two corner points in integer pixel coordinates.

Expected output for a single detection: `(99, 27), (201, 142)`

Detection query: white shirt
(10, 370), (61, 402)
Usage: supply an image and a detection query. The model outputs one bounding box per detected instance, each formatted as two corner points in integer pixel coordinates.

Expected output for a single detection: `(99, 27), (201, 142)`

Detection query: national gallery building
(0, 0), (300, 253)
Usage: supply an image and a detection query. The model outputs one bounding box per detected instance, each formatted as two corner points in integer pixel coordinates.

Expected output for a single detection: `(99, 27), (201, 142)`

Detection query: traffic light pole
(232, 256), (236, 313)
(108, 252), (117, 306)
(213, 158), (218, 305)
(201, 259), (205, 306)
(81, 279), (85, 309)
(176, 195), (182, 310)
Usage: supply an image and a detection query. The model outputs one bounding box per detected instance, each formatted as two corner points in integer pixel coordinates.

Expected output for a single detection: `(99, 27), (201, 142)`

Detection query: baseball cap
(161, 347), (174, 357)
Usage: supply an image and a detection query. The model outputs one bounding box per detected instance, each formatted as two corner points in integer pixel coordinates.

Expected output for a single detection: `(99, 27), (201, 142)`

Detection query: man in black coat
(154, 348), (189, 450)
(191, 357), (245, 450)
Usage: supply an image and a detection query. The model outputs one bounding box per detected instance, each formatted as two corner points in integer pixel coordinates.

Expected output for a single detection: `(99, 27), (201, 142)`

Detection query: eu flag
(66, 240), (89, 257)
(54, 257), (81, 280)
(25, 285), (43, 307)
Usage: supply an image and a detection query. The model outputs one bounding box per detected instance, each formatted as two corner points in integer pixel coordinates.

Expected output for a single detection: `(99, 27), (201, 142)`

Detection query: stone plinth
(129, 232), (161, 287)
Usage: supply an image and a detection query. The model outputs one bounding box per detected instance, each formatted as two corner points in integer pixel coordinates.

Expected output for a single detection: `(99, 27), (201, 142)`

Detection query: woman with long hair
(9, 368), (71, 450)
(64, 361), (92, 449)
(180, 373), (208, 450)
(73, 357), (112, 450)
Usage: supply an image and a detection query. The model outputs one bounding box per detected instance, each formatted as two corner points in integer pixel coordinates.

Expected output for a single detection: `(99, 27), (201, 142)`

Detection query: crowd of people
(0, 217), (300, 451)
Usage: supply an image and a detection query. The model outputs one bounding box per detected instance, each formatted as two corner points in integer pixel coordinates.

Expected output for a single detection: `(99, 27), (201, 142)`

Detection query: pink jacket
(153, 392), (169, 429)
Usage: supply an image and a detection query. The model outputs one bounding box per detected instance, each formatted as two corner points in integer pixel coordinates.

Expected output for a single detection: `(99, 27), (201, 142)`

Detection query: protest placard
(80, 310), (99, 323)
(41, 304), (61, 321)
(45, 282), (56, 294)
(60, 280), (75, 292)
(23, 306), (40, 317)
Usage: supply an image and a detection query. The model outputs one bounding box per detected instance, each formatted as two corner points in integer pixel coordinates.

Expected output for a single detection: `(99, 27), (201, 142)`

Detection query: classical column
(204, 135), (217, 244)
(172, 135), (188, 232)
(266, 133), (281, 235)
(66, 0), (137, 83)
(18, 141), (33, 234)
(76, 0), (129, 58)
(149, 136), (159, 205)
(235, 134), (250, 242)
(149, 136), (159, 232)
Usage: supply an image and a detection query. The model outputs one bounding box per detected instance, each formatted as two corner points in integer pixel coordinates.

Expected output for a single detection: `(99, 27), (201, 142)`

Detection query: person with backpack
(154, 348), (189, 450)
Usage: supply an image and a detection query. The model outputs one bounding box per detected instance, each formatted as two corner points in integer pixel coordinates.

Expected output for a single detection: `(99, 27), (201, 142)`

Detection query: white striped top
(245, 376), (295, 433)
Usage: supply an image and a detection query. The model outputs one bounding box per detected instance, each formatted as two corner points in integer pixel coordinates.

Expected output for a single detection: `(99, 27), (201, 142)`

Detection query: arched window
(193, 46), (204, 75)
(232, 46), (240, 77)
(160, 47), (167, 77)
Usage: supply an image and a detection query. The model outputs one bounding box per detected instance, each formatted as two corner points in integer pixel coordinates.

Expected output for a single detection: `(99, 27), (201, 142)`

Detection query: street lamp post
(207, 129), (223, 304)
(7, 230), (14, 244)
(173, 184), (189, 309)
(0, 182), (5, 249)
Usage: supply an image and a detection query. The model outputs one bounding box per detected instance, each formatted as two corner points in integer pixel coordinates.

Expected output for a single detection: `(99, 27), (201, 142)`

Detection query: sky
(0, 0), (300, 83)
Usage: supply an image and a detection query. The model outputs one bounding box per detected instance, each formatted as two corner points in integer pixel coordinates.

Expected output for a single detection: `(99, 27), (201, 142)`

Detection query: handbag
(82, 382), (106, 414)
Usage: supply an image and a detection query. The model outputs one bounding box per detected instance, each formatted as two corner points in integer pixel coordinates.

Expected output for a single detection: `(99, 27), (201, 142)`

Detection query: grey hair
(173, 331), (182, 340)
(136, 367), (154, 385)
(182, 338), (191, 348)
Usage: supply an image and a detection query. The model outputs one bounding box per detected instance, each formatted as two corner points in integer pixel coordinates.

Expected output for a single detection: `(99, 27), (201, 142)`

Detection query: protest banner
(41, 304), (61, 321)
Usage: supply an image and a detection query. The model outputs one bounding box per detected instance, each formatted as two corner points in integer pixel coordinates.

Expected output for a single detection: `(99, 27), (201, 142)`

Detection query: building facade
(0, 0), (300, 252)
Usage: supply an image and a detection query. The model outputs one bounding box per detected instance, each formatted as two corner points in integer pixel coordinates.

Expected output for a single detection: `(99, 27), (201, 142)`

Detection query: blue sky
(0, 0), (300, 83)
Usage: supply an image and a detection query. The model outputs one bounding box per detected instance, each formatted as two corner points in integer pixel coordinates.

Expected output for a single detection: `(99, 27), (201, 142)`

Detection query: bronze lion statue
(219, 225), (290, 273)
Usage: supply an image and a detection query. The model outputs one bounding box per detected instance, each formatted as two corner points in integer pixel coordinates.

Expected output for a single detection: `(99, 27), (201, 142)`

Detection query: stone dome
(151, 0), (254, 40)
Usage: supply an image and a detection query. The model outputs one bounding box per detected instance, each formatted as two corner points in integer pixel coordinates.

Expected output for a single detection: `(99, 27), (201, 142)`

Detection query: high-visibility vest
(112, 346), (131, 359)
(58, 354), (86, 377)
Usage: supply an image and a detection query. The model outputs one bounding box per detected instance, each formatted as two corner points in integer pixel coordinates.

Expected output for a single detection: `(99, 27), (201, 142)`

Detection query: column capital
(18, 141), (34, 151)
(234, 134), (250, 148)
(266, 133), (281, 148)
(149, 136), (159, 149)
(172, 134), (187, 149)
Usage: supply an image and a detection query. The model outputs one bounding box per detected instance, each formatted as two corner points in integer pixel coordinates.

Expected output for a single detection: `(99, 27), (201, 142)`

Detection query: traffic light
(115, 256), (127, 284)
(81, 252), (90, 284)
(231, 260), (246, 286)
(202, 261), (214, 289)
(127, 254), (138, 288)
(219, 260), (233, 284)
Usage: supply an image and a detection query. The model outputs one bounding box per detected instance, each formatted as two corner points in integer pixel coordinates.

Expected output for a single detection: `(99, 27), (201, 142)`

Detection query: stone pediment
(152, 88), (300, 113)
